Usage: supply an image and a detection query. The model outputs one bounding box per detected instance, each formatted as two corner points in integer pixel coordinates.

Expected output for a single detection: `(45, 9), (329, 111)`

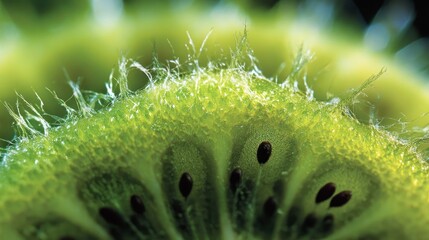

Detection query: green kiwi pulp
(1, 50), (429, 240)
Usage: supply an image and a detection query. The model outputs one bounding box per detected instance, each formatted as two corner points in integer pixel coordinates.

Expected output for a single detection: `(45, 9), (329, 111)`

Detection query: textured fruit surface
(2, 1), (429, 239)
(2, 2), (429, 147)
(0, 58), (428, 238)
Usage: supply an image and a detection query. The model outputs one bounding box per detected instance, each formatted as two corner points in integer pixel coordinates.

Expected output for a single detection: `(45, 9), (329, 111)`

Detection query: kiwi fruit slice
(1, 2), (429, 239)
(1, 33), (429, 239)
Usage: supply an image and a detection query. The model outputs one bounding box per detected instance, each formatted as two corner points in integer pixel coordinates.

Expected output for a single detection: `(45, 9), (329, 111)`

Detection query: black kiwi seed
(109, 228), (123, 240)
(329, 191), (352, 208)
(99, 207), (127, 227)
(229, 168), (242, 193)
(301, 213), (318, 231)
(130, 214), (150, 235)
(130, 195), (145, 214)
(257, 141), (272, 164)
(286, 206), (301, 226)
(179, 172), (193, 199)
(321, 214), (334, 232)
(263, 196), (277, 218)
(59, 236), (75, 240)
(170, 199), (190, 233)
(315, 182), (336, 204)
(130, 215), (140, 227)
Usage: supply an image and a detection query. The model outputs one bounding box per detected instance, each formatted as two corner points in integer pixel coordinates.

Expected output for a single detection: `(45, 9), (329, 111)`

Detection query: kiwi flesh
(0, 39), (429, 240)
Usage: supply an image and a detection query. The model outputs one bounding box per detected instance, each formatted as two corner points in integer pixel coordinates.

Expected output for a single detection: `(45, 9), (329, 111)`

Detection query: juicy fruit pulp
(0, 64), (428, 239)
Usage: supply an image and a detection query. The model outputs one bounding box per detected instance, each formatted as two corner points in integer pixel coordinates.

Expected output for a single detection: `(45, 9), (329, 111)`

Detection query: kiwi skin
(1, 40), (429, 239)
(2, 2), (429, 148)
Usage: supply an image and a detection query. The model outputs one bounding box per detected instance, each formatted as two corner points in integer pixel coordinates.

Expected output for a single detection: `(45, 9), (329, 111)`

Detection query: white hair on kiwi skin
(1, 0), (429, 159)
(2, 29), (424, 166)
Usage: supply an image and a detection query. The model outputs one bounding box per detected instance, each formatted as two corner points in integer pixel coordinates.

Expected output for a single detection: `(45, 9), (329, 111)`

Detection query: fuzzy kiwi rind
(2, 2), (429, 148)
(0, 44), (428, 239)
